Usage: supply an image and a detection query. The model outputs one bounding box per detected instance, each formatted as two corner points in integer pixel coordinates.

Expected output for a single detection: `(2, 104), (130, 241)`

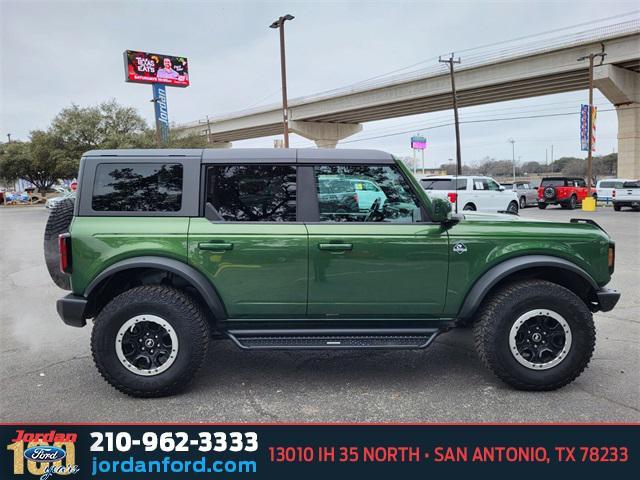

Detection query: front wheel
(473, 280), (595, 391)
(91, 286), (210, 397)
(568, 195), (577, 210)
(507, 201), (519, 214)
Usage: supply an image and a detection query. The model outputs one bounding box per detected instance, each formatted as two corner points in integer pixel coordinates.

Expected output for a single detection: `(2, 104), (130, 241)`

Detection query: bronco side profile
(45, 149), (620, 397)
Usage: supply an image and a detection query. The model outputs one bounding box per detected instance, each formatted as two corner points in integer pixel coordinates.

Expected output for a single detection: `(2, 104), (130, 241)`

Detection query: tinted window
(92, 163), (183, 212)
(600, 181), (622, 188)
(486, 179), (501, 191)
(541, 178), (567, 187)
(421, 178), (466, 190)
(574, 179), (587, 187)
(623, 181), (640, 188)
(206, 165), (296, 222)
(315, 165), (422, 223)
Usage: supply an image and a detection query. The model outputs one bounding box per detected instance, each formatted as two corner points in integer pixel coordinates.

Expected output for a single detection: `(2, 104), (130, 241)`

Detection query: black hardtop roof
(540, 176), (585, 181)
(82, 148), (394, 164)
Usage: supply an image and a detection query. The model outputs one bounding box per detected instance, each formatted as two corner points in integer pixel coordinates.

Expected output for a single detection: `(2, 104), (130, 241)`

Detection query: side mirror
(430, 197), (452, 223)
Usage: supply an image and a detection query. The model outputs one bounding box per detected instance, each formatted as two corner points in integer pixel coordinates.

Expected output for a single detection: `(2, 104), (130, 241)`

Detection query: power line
(341, 107), (631, 144)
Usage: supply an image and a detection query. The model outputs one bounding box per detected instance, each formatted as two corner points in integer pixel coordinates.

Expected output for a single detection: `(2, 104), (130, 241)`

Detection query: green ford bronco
(45, 148), (620, 397)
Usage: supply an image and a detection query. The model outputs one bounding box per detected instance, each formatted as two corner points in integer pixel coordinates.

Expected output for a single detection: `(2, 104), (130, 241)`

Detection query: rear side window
(206, 165), (297, 222)
(92, 163), (183, 212)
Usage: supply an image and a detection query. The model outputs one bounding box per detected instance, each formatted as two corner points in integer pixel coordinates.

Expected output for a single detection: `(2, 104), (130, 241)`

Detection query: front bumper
(57, 294), (88, 327)
(595, 287), (620, 312)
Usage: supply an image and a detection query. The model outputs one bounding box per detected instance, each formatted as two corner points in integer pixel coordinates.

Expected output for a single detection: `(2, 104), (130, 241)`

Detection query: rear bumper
(56, 294), (88, 327)
(594, 287), (620, 312)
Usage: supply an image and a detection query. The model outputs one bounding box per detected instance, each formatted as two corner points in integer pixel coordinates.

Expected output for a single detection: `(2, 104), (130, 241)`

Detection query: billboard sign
(411, 135), (427, 150)
(153, 84), (170, 143)
(124, 50), (189, 87)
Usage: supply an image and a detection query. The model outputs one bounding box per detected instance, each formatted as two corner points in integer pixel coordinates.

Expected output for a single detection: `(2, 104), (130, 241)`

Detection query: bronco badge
(453, 243), (467, 254)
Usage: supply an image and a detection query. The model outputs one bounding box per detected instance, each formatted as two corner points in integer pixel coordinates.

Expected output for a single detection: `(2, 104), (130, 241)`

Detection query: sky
(1, 0), (638, 166)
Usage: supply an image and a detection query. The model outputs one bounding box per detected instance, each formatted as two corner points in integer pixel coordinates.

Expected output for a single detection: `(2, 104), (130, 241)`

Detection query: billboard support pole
(152, 83), (170, 147)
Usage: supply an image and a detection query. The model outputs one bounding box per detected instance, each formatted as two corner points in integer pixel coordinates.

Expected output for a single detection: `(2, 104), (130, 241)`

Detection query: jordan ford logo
(453, 243), (467, 254)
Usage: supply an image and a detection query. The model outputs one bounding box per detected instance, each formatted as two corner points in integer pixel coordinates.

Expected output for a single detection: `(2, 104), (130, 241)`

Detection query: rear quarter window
(92, 163), (183, 212)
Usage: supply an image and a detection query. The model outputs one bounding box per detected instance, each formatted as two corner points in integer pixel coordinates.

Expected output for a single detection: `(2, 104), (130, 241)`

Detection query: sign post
(123, 50), (189, 146)
(410, 135), (427, 174)
(152, 84), (170, 145)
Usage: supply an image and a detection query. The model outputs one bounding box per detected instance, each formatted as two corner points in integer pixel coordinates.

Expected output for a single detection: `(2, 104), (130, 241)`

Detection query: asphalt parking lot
(1, 205), (638, 422)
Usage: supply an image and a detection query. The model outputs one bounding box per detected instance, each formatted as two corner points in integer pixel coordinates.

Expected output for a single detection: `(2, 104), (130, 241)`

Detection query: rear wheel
(43, 198), (74, 290)
(519, 196), (526, 209)
(463, 203), (476, 211)
(91, 286), (210, 397)
(613, 204), (621, 211)
(537, 203), (547, 209)
(473, 280), (595, 391)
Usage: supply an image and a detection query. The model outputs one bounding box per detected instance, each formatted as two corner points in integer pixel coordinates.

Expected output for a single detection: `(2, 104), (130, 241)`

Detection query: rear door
(305, 163), (449, 317)
(188, 162), (308, 318)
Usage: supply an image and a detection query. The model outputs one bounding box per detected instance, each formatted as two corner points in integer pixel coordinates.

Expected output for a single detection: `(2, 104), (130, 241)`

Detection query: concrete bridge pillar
(594, 65), (640, 178)
(289, 121), (362, 148)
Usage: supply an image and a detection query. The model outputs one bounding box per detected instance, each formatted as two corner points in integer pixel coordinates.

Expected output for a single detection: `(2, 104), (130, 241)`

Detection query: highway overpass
(178, 21), (640, 177)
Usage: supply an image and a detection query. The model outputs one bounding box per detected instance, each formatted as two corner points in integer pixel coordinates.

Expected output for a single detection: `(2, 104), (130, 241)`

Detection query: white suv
(420, 176), (519, 213)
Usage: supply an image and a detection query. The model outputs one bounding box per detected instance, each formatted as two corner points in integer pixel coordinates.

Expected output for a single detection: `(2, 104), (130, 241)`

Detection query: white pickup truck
(419, 175), (519, 213)
(612, 180), (640, 211)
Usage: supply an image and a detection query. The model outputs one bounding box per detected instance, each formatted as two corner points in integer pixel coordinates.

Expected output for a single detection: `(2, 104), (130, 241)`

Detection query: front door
(307, 164), (449, 317)
(189, 164), (307, 318)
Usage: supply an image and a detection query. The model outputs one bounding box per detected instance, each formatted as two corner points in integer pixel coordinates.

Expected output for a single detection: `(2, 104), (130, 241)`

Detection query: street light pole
(270, 14), (294, 148)
(508, 138), (516, 182)
(578, 51), (606, 196)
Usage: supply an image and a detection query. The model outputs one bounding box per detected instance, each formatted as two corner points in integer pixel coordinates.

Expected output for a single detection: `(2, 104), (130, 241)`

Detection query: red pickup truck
(538, 177), (589, 209)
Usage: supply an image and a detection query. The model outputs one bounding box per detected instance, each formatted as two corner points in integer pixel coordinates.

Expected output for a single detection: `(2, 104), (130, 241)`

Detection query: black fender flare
(457, 255), (598, 320)
(85, 256), (227, 320)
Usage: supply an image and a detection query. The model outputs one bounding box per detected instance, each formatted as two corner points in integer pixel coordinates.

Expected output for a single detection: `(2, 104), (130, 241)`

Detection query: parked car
(612, 180), (640, 211)
(595, 178), (634, 202)
(501, 181), (538, 209)
(45, 191), (75, 209)
(44, 149), (620, 397)
(537, 177), (589, 209)
(420, 175), (519, 213)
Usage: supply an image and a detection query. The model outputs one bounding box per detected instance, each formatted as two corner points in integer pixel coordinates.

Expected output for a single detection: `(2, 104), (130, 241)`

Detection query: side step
(226, 328), (442, 350)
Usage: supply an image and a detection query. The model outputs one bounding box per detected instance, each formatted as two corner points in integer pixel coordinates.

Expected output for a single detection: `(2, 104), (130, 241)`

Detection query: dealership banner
(2, 424), (637, 479)
(580, 104), (597, 152)
(124, 51), (189, 87)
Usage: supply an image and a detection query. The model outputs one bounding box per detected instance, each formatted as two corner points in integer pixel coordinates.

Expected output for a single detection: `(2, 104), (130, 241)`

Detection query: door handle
(198, 242), (233, 251)
(318, 243), (353, 251)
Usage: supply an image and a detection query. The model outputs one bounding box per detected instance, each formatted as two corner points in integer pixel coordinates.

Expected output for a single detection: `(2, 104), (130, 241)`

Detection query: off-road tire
(537, 203), (547, 209)
(91, 286), (210, 397)
(473, 280), (595, 391)
(566, 195), (577, 210)
(43, 198), (74, 290)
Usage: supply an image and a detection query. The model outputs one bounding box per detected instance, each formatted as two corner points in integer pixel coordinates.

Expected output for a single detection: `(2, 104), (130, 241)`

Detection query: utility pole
(578, 52), (606, 196)
(508, 138), (516, 182)
(6, 133), (11, 143)
(551, 145), (554, 170)
(270, 14), (295, 148)
(439, 53), (462, 178)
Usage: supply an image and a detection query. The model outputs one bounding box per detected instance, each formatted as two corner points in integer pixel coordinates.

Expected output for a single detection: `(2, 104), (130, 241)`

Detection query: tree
(0, 132), (77, 191)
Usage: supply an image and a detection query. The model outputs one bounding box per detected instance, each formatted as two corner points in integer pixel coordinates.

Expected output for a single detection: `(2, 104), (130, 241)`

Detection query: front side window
(315, 165), (422, 223)
(487, 179), (501, 191)
(206, 165), (297, 221)
(92, 163), (183, 212)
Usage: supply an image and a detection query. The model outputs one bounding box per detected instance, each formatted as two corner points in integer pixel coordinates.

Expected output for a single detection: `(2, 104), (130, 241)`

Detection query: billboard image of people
(124, 50), (189, 87)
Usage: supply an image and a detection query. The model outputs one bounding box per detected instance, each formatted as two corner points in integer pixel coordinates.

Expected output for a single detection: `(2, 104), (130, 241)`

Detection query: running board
(226, 328), (442, 350)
